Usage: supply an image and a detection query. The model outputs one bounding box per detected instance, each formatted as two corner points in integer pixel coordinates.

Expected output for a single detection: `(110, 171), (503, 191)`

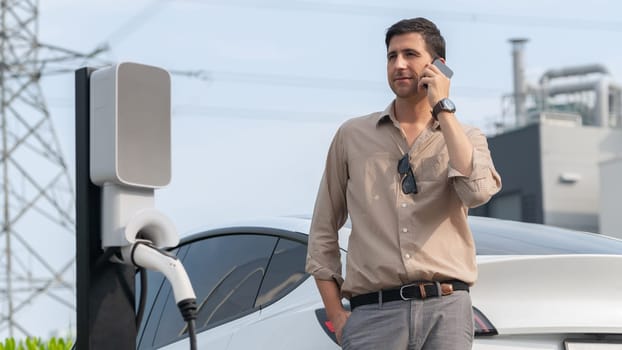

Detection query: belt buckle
(399, 282), (436, 300)
(399, 283), (417, 301)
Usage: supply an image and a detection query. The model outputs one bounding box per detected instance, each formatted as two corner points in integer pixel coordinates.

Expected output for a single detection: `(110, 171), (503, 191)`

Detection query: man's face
(386, 32), (433, 99)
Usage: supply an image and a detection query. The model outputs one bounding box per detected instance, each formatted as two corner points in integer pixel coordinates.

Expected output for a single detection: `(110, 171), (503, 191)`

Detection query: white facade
(599, 157), (622, 238)
(540, 124), (622, 233)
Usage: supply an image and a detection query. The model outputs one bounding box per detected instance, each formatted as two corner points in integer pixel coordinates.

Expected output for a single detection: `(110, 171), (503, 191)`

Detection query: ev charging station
(75, 63), (197, 349)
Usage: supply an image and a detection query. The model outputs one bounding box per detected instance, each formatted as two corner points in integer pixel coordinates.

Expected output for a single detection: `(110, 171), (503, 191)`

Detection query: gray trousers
(341, 291), (473, 350)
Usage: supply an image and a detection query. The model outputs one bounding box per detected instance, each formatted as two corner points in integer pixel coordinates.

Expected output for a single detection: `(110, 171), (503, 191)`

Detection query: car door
(138, 233), (279, 350)
(227, 236), (314, 349)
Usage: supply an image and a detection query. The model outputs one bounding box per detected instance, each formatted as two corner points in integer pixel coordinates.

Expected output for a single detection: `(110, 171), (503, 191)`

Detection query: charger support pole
(76, 67), (137, 350)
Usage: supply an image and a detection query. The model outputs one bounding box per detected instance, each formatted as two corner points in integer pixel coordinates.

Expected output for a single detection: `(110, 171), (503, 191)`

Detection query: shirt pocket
(415, 156), (447, 181)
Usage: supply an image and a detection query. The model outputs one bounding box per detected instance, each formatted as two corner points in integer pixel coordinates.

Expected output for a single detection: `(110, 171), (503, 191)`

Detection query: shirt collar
(376, 100), (441, 130)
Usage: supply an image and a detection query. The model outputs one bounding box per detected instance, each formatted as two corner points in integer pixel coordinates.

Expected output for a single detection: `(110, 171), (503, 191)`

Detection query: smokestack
(509, 38), (529, 127)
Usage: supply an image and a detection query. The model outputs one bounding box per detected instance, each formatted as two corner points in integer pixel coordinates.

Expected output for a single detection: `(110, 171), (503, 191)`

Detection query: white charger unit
(90, 62), (177, 248)
(90, 62), (171, 188)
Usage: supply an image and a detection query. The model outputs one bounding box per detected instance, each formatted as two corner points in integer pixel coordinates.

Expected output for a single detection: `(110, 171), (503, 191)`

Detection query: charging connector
(119, 240), (197, 349)
(121, 241), (195, 303)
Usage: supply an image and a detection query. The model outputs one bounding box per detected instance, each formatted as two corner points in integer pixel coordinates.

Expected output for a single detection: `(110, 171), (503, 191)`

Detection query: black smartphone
(432, 58), (454, 79)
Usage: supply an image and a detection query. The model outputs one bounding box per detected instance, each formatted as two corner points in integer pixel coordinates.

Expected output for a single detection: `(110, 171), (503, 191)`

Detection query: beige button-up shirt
(306, 102), (502, 298)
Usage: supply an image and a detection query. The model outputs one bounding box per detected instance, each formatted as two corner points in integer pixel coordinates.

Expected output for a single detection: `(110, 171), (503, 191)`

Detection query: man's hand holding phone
(418, 58), (453, 109)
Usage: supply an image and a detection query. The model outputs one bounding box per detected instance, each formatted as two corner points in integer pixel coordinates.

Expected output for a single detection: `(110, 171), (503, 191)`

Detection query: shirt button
(401, 203), (407, 208)
(405, 253), (411, 259)
(402, 228), (408, 233)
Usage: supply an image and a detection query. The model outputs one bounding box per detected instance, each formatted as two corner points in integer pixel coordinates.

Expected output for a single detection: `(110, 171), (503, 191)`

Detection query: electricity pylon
(0, 0), (106, 337)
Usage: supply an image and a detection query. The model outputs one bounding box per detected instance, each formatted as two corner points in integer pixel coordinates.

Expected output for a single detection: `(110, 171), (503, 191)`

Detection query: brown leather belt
(349, 280), (469, 310)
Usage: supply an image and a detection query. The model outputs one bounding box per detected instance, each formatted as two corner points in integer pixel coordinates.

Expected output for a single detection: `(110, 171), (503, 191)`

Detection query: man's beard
(390, 72), (422, 98)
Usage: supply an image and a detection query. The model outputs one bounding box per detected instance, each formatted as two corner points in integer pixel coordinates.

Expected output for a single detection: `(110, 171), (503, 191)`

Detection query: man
(305, 17), (501, 350)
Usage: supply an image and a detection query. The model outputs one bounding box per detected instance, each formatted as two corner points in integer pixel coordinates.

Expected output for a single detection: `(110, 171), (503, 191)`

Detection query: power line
(81, 0), (509, 98)
(188, 69), (505, 98)
(179, 0), (622, 32)
(207, 70), (385, 91)
(45, 70), (502, 112)
(172, 104), (349, 121)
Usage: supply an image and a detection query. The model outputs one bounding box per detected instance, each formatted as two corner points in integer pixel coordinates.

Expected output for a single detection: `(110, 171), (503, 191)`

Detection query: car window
(255, 238), (309, 307)
(150, 234), (278, 349)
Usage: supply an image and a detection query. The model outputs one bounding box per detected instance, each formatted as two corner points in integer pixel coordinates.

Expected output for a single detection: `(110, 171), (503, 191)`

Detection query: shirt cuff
(307, 265), (344, 288)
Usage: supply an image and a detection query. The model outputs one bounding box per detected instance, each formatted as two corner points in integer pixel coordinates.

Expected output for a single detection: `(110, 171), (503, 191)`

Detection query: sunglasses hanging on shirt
(398, 153), (418, 195)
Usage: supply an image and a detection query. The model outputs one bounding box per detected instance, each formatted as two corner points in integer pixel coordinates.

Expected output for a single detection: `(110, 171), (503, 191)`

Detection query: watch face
(432, 98), (456, 120)
(441, 98), (456, 111)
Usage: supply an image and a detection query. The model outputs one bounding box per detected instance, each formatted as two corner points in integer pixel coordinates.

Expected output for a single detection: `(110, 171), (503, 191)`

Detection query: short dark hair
(385, 18), (446, 59)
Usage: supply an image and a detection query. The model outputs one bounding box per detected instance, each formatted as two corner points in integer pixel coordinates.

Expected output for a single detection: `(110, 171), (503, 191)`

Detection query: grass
(0, 337), (73, 350)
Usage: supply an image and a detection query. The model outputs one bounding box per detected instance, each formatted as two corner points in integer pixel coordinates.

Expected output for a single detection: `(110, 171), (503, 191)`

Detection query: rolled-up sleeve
(306, 127), (349, 287)
(448, 128), (502, 208)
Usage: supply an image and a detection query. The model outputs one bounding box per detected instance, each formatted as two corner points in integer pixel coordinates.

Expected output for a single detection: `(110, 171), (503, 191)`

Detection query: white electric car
(137, 216), (622, 350)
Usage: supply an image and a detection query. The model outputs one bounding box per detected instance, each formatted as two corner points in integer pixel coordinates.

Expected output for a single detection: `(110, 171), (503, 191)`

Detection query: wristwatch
(432, 98), (456, 121)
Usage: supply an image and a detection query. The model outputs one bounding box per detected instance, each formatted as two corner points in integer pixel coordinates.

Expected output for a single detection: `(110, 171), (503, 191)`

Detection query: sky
(4, 0), (622, 339)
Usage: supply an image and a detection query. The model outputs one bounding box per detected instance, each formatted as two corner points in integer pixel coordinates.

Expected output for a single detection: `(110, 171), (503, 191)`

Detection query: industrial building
(471, 39), (622, 237)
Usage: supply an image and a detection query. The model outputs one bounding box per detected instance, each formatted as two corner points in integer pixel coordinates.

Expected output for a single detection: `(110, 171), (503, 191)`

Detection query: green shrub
(0, 337), (73, 350)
